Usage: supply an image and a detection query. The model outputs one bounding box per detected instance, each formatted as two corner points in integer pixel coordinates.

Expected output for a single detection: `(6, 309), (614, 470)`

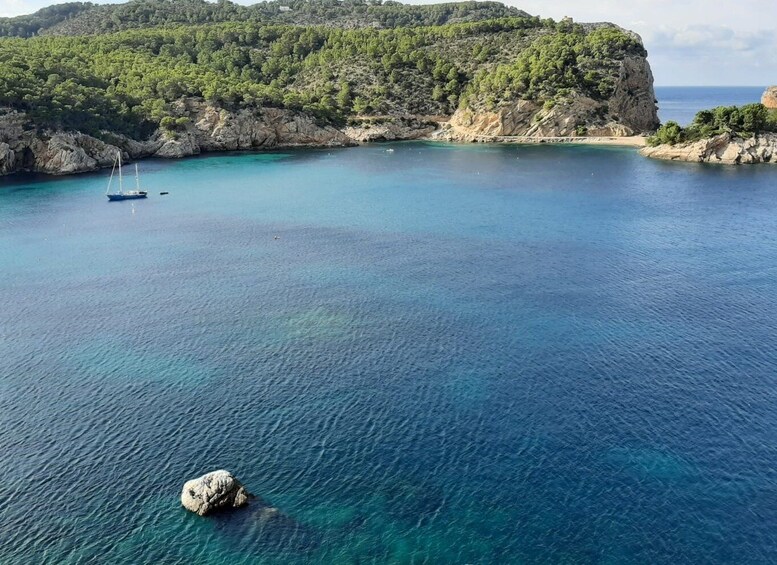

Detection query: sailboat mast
(135, 163), (140, 192)
(118, 151), (123, 194)
(106, 154), (117, 195)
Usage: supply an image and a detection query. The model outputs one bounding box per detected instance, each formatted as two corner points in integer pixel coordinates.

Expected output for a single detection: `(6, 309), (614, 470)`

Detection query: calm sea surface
(3, 126), (777, 562)
(656, 86), (766, 125)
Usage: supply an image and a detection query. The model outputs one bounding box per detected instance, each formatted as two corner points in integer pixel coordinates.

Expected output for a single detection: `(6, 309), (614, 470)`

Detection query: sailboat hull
(107, 192), (147, 201)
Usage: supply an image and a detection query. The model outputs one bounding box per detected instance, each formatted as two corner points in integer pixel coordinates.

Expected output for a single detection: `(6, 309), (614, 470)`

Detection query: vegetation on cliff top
(462, 24), (646, 108)
(0, 0), (527, 37)
(0, 2), (647, 139)
(648, 104), (777, 147)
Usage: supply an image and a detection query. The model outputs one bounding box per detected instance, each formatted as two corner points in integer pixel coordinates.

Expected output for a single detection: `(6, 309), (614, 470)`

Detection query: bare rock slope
(0, 101), (354, 176)
(443, 56), (658, 141)
(640, 133), (777, 165)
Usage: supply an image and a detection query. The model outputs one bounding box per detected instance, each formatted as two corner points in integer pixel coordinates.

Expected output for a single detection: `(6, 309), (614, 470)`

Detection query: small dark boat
(160, 191), (169, 195)
(106, 151), (148, 201)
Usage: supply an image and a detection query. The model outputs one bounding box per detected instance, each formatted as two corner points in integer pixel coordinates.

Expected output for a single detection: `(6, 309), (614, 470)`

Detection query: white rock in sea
(181, 470), (250, 516)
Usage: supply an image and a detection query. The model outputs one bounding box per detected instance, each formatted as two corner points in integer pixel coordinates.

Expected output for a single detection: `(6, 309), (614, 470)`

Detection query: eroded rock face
(608, 56), (659, 133)
(153, 99), (355, 159)
(0, 100), (356, 176)
(444, 55), (658, 140)
(344, 116), (439, 142)
(640, 133), (777, 165)
(181, 470), (251, 516)
(762, 87), (777, 110)
(0, 109), (162, 176)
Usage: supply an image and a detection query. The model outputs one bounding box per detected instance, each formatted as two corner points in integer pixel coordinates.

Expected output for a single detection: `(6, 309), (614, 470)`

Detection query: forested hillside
(0, 12), (646, 137)
(0, 0), (527, 37)
(0, 2), (93, 38)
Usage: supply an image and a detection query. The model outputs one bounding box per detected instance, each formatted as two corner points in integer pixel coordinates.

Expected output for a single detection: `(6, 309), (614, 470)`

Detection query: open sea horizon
(655, 85), (766, 126)
(2, 86), (777, 563)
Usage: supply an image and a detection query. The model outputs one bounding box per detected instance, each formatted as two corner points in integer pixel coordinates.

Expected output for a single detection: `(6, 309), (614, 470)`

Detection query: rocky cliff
(443, 55), (658, 141)
(640, 133), (777, 165)
(762, 87), (777, 110)
(0, 101), (354, 176)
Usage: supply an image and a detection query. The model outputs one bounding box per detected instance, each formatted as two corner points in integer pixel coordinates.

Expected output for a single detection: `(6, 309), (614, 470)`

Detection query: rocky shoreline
(0, 53), (660, 178)
(0, 108), (651, 178)
(640, 133), (777, 165)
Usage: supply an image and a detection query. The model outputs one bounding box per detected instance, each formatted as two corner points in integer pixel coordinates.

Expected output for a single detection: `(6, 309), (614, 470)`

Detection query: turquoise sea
(2, 90), (777, 563)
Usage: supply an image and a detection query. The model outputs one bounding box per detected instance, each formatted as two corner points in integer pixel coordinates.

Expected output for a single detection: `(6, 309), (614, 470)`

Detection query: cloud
(0, 0), (30, 18)
(648, 25), (774, 53)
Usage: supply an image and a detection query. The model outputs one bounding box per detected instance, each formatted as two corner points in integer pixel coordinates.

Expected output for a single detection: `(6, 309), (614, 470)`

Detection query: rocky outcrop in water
(762, 87), (777, 110)
(640, 133), (777, 165)
(443, 55), (658, 141)
(181, 470), (251, 516)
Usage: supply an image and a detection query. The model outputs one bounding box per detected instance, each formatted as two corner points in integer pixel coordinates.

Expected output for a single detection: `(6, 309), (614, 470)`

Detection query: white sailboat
(106, 151), (147, 201)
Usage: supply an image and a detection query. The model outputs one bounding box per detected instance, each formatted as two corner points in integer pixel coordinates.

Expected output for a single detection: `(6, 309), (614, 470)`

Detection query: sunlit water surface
(2, 142), (777, 564)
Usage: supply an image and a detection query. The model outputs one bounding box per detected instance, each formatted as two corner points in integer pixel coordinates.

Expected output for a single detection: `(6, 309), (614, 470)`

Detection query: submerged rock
(181, 470), (251, 516)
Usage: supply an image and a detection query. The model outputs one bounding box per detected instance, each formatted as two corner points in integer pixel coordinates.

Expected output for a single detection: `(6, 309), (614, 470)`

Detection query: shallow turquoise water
(2, 143), (777, 563)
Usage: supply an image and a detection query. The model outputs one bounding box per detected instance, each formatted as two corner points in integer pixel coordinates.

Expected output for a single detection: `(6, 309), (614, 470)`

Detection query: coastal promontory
(0, 0), (659, 176)
(640, 102), (777, 165)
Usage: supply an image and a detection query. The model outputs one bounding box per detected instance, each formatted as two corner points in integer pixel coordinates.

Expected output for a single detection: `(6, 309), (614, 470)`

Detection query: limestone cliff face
(608, 56), (659, 132)
(444, 55), (658, 140)
(762, 87), (777, 110)
(0, 100), (355, 176)
(0, 110), (152, 176)
(155, 99), (354, 158)
(344, 116), (440, 142)
(640, 133), (777, 165)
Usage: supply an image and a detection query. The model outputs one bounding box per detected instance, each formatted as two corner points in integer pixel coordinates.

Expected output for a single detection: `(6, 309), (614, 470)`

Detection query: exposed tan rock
(0, 142), (15, 175)
(443, 54), (658, 142)
(762, 87), (777, 110)
(27, 133), (118, 175)
(446, 100), (539, 139)
(640, 133), (777, 165)
(155, 130), (200, 159)
(608, 56), (659, 132)
(344, 116), (438, 142)
(156, 99), (354, 158)
(181, 470), (251, 516)
(0, 100), (358, 175)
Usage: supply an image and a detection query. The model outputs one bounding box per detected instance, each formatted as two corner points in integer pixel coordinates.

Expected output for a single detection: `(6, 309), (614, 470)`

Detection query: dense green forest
(648, 104), (777, 146)
(462, 25), (646, 109)
(0, 0), (527, 37)
(0, 2), (646, 139)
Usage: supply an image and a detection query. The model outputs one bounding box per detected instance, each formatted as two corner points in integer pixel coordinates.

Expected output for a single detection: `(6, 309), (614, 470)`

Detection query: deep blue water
(656, 86), (766, 125)
(2, 141), (777, 564)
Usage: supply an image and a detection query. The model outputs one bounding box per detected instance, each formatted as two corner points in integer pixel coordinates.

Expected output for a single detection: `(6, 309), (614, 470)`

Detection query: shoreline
(0, 134), (649, 180)
(427, 134), (647, 147)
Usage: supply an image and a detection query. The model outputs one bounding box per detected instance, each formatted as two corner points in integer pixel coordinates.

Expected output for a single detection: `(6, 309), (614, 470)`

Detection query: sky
(0, 0), (775, 86)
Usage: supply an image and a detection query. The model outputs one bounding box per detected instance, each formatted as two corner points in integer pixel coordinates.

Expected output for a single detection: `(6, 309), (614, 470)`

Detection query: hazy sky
(1, 0), (775, 86)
